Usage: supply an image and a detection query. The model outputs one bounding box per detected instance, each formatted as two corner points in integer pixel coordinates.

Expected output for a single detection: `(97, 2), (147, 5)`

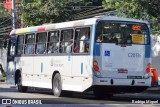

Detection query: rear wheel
(17, 76), (28, 92)
(52, 73), (74, 97)
(52, 73), (63, 97)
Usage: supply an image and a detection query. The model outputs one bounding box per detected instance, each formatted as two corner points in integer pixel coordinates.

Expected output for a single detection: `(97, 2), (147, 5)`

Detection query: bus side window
(24, 33), (35, 55)
(74, 27), (90, 53)
(60, 29), (73, 53)
(17, 35), (24, 55)
(47, 31), (59, 54)
(36, 32), (47, 54)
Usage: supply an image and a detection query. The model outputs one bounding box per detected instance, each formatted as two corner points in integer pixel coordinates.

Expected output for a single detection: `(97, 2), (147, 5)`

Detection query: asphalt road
(0, 84), (160, 107)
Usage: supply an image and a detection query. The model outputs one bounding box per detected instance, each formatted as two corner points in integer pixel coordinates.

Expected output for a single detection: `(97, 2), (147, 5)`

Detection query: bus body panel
(15, 57), (34, 86)
(71, 55), (93, 91)
(92, 18), (151, 87)
(95, 44), (150, 78)
(15, 55), (93, 92)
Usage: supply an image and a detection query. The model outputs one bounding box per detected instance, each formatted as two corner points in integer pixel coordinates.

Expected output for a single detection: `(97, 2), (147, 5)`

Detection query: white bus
(7, 16), (152, 99)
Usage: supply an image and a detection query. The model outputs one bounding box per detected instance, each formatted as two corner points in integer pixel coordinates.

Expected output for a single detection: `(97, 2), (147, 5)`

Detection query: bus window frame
(14, 26), (92, 56)
(59, 28), (74, 54)
(47, 30), (60, 54)
(16, 35), (25, 56)
(95, 21), (150, 45)
(24, 33), (36, 55)
(72, 26), (92, 55)
(36, 31), (48, 55)
(8, 38), (16, 57)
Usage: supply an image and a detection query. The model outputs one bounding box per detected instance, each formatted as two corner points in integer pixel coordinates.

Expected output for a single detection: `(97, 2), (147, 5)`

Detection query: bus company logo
(104, 50), (110, 56)
(118, 68), (128, 73)
(1, 99), (42, 104)
(2, 99), (11, 104)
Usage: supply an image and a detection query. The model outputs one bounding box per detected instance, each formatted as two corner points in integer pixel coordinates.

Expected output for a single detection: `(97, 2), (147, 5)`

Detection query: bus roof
(10, 16), (148, 35)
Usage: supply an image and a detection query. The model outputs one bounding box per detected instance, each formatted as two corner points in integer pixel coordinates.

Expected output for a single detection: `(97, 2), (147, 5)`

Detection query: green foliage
(2, 72), (6, 77)
(19, 0), (73, 26)
(0, 1), (12, 25)
(19, 0), (102, 27)
(103, 0), (160, 32)
(104, 0), (147, 19)
(0, 2), (12, 45)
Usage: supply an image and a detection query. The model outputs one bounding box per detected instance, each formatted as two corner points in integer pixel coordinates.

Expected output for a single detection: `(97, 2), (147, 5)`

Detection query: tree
(103, 0), (160, 32)
(18, 0), (102, 27)
(142, 0), (160, 18)
(0, 1), (12, 48)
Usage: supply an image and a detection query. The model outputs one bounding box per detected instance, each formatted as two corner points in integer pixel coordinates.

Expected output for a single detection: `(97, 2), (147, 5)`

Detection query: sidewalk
(0, 82), (16, 88)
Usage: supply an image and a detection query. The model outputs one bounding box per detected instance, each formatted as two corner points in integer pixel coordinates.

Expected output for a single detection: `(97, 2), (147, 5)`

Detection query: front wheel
(17, 76), (28, 92)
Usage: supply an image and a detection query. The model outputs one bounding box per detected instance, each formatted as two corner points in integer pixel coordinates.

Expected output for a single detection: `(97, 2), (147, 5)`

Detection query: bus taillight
(94, 66), (99, 71)
(93, 61), (98, 66)
(146, 63), (151, 73)
(144, 63), (152, 79)
(93, 61), (101, 77)
(146, 68), (150, 73)
(93, 61), (99, 71)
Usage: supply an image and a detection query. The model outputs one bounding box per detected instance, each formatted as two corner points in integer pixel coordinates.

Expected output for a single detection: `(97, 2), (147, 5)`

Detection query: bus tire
(52, 73), (63, 97)
(17, 76), (28, 92)
(93, 86), (113, 99)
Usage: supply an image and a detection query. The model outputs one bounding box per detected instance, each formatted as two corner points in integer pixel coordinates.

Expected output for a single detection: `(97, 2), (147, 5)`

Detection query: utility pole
(12, 0), (16, 30)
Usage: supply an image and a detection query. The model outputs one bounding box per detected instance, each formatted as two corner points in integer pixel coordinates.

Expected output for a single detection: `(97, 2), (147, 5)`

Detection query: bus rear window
(96, 21), (150, 45)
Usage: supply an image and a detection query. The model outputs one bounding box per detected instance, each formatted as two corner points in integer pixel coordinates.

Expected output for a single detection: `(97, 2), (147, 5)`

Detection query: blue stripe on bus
(145, 45), (151, 58)
(93, 44), (100, 56)
(81, 63), (83, 74)
(41, 63), (43, 73)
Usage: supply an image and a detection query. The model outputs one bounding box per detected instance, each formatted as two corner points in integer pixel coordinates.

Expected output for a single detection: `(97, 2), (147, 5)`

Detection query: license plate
(127, 76), (142, 79)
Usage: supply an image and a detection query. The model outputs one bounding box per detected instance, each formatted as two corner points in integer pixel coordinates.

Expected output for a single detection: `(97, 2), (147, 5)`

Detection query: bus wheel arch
(15, 70), (21, 85)
(15, 69), (28, 92)
(52, 71), (60, 83)
(51, 71), (74, 97)
(51, 70), (60, 90)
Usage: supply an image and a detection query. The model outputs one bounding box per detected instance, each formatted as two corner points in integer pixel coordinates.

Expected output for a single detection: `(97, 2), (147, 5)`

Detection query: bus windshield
(96, 21), (150, 45)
